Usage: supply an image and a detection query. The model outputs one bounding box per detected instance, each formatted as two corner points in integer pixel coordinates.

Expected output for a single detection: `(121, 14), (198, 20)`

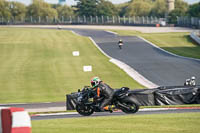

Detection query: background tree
(51, 3), (61, 9)
(150, 0), (167, 17)
(0, 0), (12, 21)
(117, 1), (132, 17)
(174, 0), (189, 15)
(168, 0), (189, 23)
(75, 0), (99, 16)
(26, 0), (57, 21)
(188, 2), (200, 17)
(56, 5), (74, 19)
(10, 2), (26, 21)
(124, 0), (153, 16)
(97, 0), (117, 16)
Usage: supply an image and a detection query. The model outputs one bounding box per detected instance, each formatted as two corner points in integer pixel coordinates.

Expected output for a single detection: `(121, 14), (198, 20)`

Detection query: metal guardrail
(190, 30), (200, 45)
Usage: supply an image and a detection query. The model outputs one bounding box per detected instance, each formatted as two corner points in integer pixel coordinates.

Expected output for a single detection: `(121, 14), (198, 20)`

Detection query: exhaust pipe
(117, 102), (130, 110)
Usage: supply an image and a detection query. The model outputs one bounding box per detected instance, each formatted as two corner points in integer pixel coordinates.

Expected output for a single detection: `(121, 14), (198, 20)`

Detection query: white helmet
(191, 76), (195, 80)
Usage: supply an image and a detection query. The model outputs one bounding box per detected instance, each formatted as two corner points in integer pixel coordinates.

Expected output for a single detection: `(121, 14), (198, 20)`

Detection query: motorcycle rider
(118, 39), (123, 49)
(184, 79), (191, 86)
(91, 76), (115, 112)
(184, 76), (196, 86)
(190, 76), (196, 86)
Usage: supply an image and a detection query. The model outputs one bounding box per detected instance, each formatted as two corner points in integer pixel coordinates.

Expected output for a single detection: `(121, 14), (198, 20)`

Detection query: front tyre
(76, 104), (94, 116)
(121, 102), (139, 114)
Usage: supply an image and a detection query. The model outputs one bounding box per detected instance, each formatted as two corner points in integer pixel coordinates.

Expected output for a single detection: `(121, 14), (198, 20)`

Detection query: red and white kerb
(0, 107), (31, 133)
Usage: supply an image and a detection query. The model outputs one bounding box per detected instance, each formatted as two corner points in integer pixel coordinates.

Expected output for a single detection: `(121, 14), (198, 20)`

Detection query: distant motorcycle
(76, 86), (139, 116)
(118, 43), (123, 49)
(118, 40), (124, 49)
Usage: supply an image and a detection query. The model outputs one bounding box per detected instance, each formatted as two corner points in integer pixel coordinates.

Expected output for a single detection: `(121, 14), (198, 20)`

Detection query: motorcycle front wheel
(121, 102), (139, 114)
(76, 104), (94, 116)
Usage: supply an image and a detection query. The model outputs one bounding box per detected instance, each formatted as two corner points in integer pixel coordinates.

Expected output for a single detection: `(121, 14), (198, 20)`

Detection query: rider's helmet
(191, 76), (195, 80)
(91, 76), (101, 87)
(190, 76), (196, 86)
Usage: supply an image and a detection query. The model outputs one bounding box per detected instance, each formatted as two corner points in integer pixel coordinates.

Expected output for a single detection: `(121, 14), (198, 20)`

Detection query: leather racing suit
(93, 81), (114, 111)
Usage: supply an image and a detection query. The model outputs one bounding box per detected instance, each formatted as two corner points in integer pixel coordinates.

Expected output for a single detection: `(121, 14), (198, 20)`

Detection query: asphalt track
(66, 28), (200, 86)
(31, 108), (200, 121)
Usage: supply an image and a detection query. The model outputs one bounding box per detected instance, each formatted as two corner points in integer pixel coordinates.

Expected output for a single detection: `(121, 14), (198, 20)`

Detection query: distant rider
(184, 76), (196, 86)
(91, 77), (114, 112)
(184, 79), (190, 86)
(118, 39), (123, 49)
(190, 76), (196, 86)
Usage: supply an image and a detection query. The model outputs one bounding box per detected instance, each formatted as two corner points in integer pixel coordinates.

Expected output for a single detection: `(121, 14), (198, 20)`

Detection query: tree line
(0, 0), (199, 22)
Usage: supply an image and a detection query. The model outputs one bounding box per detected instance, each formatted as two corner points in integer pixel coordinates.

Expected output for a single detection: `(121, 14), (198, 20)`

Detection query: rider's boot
(103, 105), (115, 113)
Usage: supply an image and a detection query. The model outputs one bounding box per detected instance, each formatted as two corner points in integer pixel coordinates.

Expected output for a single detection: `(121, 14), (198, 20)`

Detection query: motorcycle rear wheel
(76, 104), (94, 116)
(121, 102), (139, 114)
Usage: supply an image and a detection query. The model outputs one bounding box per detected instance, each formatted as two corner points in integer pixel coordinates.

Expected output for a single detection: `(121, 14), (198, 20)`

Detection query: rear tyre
(121, 102), (139, 114)
(76, 104), (94, 116)
(196, 97), (200, 104)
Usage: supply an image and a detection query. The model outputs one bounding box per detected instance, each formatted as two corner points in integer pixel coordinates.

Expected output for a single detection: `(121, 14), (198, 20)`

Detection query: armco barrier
(190, 31), (200, 45)
(0, 107), (31, 133)
(66, 85), (200, 110)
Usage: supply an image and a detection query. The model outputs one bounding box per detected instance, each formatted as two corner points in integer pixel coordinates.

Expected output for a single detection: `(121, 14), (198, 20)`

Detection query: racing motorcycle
(76, 86), (139, 116)
(118, 43), (123, 49)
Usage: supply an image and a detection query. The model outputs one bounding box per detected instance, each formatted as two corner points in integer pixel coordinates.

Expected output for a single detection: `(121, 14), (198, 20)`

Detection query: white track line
(70, 30), (82, 36)
(32, 108), (183, 117)
(34, 112), (78, 116)
(139, 108), (176, 111)
(105, 30), (118, 35)
(0, 102), (53, 106)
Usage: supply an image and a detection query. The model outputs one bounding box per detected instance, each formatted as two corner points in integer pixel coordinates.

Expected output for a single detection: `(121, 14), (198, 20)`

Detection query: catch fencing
(1, 15), (199, 29)
(0, 16), (165, 26)
(177, 16), (200, 29)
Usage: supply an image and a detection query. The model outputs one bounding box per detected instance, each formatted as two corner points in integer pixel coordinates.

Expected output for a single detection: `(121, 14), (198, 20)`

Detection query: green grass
(111, 30), (200, 59)
(32, 113), (200, 133)
(0, 28), (143, 103)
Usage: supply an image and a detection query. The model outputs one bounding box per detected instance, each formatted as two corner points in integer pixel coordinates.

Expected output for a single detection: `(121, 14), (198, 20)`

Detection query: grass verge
(32, 112), (200, 133)
(0, 28), (143, 103)
(111, 30), (200, 59)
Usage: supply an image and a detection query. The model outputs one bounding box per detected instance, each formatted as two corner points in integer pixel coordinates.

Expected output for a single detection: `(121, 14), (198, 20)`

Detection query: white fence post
(30, 16), (32, 23)
(112, 16), (115, 24)
(62, 16), (64, 23)
(101, 16), (104, 24)
(133, 16), (135, 24)
(96, 16), (98, 24)
(38, 16), (40, 23)
(70, 16), (72, 23)
(46, 16), (48, 23)
(90, 16), (93, 23)
(83, 16), (86, 23)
